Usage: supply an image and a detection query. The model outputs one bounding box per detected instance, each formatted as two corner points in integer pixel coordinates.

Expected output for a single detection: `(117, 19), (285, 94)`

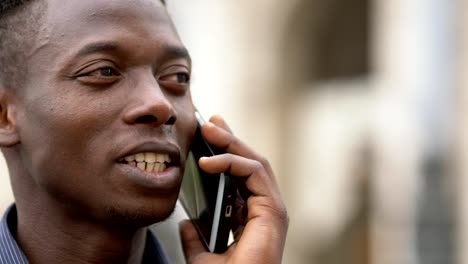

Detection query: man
(0, 0), (288, 263)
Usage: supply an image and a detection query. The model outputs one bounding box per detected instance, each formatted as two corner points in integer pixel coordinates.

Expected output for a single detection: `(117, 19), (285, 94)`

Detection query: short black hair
(0, 0), (29, 14)
(0, 0), (166, 90)
(0, 0), (46, 90)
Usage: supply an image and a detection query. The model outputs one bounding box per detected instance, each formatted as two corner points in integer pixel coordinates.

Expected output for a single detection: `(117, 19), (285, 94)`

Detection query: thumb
(179, 220), (208, 263)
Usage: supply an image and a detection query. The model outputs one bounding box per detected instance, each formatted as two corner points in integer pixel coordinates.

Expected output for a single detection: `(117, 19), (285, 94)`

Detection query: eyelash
(75, 65), (121, 85)
(75, 64), (191, 93)
(160, 72), (190, 84)
(158, 71), (191, 95)
(97, 67), (119, 77)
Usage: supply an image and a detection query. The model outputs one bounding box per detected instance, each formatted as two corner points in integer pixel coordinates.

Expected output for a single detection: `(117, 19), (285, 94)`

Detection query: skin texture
(180, 116), (288, 264)
(0, 0), (288, 263)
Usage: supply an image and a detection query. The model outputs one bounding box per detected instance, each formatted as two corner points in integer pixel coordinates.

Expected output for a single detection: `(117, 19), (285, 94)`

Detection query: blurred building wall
(457, 1), (468, 264)
(169, 0), (374, 263)
(372, 0), (456, 263)
(0, 154), (13, 213)
(0, 1), (462, 264)
(168, 1), (459, 264)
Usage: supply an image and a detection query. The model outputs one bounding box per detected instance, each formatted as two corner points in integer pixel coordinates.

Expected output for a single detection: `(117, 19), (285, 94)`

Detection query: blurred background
(1, 0), (467, 263)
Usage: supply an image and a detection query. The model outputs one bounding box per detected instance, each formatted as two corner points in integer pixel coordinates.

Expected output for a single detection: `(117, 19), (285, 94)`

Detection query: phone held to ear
(179, 110), (237, 253)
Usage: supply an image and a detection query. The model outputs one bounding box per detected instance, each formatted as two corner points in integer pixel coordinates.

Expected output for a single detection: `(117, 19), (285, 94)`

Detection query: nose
(123, 77), (177, 127)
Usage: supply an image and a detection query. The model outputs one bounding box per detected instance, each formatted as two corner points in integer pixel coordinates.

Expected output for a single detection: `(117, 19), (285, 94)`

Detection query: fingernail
(211, 114), (223, 121)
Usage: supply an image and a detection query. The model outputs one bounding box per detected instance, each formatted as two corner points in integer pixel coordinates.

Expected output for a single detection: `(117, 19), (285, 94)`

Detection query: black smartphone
(179, 110), (237, 253)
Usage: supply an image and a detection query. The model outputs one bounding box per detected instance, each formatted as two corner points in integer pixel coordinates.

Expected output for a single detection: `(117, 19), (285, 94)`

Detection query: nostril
(165, 116), (176, 125)
(135, 115), (158, 124)
(133, 115), (176, 125)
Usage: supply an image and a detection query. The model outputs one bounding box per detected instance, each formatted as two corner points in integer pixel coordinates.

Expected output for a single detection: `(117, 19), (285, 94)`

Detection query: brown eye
(160, 72), (190, 84)
(157, 66), (191, 94)
(76, 64), (121, 86)
(175, 73), (190, 84)
(99, 67), (117, 77)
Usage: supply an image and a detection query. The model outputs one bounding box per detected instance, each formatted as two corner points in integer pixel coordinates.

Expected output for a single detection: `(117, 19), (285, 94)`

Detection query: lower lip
(117, 163), (181, 190)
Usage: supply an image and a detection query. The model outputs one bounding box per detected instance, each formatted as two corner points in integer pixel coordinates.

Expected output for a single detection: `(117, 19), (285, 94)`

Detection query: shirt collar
(142, 229), (170, 264)
(0, 205), (29, 264)
(0, 205), (170, 264)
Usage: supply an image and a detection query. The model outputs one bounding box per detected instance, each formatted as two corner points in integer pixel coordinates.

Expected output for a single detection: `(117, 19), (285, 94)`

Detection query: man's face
(13, 0), (196, 225)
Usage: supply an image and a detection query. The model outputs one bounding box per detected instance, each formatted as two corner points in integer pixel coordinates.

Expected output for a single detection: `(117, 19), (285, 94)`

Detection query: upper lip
(117, 141), (181, 166)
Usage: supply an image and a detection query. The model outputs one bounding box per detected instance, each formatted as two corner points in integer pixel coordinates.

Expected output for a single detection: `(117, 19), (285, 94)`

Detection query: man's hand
(180, 115), (289, 264)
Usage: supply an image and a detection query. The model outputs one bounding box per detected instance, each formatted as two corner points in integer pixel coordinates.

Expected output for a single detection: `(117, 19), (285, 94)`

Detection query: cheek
(17, 94), (112, 177)
(176, 105), (197, 158)
(15, 95), (115, 205)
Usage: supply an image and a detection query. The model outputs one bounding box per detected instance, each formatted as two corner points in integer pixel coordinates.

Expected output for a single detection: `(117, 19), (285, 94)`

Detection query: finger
(235, 192), (248, 224)
(199, 154), (287, 227)
(232, 189), (247, 233)
(179, 220), (208, 263)
(233, 225), (245, 242)
(199, 154), (277, 198)
(208, 114), (233, 133)
(201, 122), (274, 176)
(231, 194), (247, 232)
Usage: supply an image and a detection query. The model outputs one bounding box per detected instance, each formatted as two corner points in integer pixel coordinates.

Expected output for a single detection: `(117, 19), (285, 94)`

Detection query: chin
(104, 200), (178, 228)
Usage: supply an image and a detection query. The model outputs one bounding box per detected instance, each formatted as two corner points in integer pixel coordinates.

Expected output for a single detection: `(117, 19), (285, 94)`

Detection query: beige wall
(0, 153), (13, 213)
(457, 1), (468, 263)
(0, 1), (460, 264)
(168, 1), (371, 263)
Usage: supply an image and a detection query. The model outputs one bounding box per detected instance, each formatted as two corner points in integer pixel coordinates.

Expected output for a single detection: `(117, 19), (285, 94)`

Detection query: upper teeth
(123, 153), (170, 163)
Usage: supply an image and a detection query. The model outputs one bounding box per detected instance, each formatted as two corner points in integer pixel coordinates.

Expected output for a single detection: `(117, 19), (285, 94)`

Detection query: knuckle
(250, 197), (288, 221)
(223, 153), (234, 160)
(277, 203), (289, 224)
(271, 199), (289, 225)
(258, 155), (271, 170)
(220, 153), (235, 162)
(229, 134), (241, 147)
(251, 160), (264, 172)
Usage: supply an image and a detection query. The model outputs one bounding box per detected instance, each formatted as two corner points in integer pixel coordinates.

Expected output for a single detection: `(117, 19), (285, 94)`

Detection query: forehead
(29, 0), (182, 68)
(47, 0), (167, 29)
(47, 0), (175, 39)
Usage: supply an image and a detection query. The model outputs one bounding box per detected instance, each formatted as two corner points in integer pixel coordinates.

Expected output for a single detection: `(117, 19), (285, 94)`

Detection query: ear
(0, 90), (20, 147)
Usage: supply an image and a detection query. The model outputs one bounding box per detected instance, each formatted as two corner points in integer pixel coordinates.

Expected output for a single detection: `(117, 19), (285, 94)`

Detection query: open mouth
(118, 152), (173, 173)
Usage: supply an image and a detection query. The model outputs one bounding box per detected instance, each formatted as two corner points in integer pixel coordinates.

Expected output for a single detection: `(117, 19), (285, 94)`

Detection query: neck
(14, 202), (147, 264)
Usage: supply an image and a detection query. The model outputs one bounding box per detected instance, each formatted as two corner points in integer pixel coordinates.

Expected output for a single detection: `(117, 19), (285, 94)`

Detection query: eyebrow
(76, 42), (120, 57)
(163, 45), (192, 64)
(75, 41), (192, 64)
